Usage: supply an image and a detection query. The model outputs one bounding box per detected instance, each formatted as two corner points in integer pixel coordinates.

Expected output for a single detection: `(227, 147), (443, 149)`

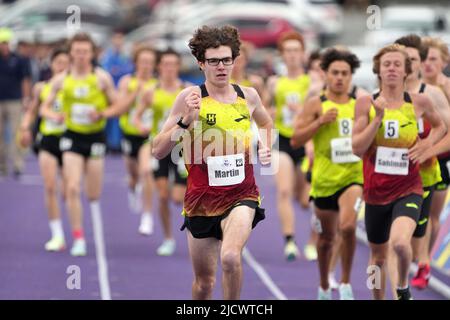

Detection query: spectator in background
(100, 28), (134, 151)
(101, 29), (134, 86)
(0, 28), (32, 178)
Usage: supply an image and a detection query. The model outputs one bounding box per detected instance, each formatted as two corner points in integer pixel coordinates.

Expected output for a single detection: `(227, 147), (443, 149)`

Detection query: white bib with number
(71, 103), (95, 125)
(339, 118), (352, 136)
(282, 105), (294, 127)
(330, 137), (360, 163)
(375, 146), (409, 175)
(129, 108), (153, 129)
(45, 118), (66, 132)
(207, 153), (245, 186)
(45, 99), (65, 131)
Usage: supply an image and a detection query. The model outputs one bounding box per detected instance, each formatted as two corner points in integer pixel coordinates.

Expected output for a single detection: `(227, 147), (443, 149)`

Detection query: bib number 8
(339, 119), (352, 136)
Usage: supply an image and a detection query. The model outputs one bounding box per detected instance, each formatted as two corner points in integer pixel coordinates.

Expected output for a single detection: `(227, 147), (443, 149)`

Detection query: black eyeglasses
(205, 57), (234, 66)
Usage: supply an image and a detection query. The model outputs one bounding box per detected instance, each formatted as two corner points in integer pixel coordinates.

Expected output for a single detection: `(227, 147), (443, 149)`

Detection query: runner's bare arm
(245, 86), (273, 148)
(265, 75), (277, 117)
(134, 86), (155, 134)
(19, 82), (44, 147)
(409, 93), (446, 163)
(40, 74), (64, 122)
(101, 76), (137, 118)
(20, 82), (44, 130)
(97, 68), (117, 106)
(152, 87), (200, 159)
(290, 96), (323, 148)
(352, 95), (381, 157)
(421, 85), (450, 157)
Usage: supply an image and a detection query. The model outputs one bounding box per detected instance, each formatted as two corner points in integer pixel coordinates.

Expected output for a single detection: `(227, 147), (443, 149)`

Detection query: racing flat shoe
(70, 239), (87, 257)
(45, 237), (66, 252)
(303, 244), (318, 261)
(411, 263), (430, 290)
(138, 214), (154, 236)
(318, 287), (332, 300)
(157, 239), (176, 256)
(339, 283), (354, 300)
(284, 240), (299, 261)
(396, 287), (413, 300)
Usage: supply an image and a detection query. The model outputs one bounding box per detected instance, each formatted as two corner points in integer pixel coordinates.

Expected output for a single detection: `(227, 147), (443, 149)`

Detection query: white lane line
(91, 204), (112, 300)
(242, 247), (288, 300)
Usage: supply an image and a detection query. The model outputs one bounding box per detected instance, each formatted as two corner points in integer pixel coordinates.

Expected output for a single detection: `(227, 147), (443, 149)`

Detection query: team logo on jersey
(206, 113), (216, 125)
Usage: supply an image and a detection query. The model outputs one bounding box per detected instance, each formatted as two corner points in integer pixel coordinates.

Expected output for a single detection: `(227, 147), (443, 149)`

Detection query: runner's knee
(221, 250), (241, 273)
(194, 276), (216, 295)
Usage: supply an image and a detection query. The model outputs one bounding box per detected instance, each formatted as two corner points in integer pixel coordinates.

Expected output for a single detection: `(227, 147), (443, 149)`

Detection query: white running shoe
(138, 214), (154, 236)
(318, 287), (332, 300)
(70, 239), (87, 257)
(328, 272), (339, 290)
(45, 236), (66, 252)
(284, 240), (299, 261)
(157, 239), (176, 256)
(303, 244), (318, 261)
(339, 283), (354, 300)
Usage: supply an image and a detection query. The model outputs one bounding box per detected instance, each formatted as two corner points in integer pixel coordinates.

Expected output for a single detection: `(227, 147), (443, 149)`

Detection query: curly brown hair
(188, 25), (241, 62)
(320, 48), (360, 74)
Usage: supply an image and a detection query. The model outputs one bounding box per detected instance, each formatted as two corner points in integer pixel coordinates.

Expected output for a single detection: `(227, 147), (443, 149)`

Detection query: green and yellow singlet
(274, 74), (310, 138)
(62, 73), (108, 134)
(151, 83), (183, 137)
(119, 76), (157, 136)
(39, 82), (65, 136)
(310, 94), (363, 198)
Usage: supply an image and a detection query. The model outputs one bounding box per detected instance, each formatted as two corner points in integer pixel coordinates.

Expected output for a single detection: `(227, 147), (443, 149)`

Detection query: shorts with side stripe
(413, 185), (435, 238)
(365, 193), (422, 244)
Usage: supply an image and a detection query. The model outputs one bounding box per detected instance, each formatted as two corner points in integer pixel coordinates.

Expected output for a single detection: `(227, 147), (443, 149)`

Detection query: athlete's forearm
(152, 124), (184, 160)
(352, 117), (381, 157)
(428, 132), (450, 156)
(291, 118), (320, 148)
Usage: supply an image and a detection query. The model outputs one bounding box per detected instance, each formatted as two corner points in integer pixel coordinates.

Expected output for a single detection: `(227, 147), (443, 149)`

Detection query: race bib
(59, 137), (73, 151)
(207, 153), (245, 186)
(129, 108), (153, 129)
(74, 85), (90, 98)
(330, 137), (360, 163)
(384, 120), (399, 139)
(339, 118), (352, 136)
(45, 99), (65, 131)
(90, 143), (106, 157)
(44, 118), (66, 132)
(375, 146), (409, 175)
(71, 103), (95, 125)
(282, 105), (294, 127)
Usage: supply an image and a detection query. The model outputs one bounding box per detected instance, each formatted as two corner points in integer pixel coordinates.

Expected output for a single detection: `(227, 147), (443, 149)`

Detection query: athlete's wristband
(177, 117), (190, 129)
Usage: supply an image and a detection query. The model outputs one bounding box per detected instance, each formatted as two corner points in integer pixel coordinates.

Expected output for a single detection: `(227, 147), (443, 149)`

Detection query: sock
(73, 229), (84, 240)
(285, 235), (294, 243)
(142, 211), (152, 218)
(397, 285), (409, 291)
(128, 188), (136, 201)
(49, 219), (64, 239)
